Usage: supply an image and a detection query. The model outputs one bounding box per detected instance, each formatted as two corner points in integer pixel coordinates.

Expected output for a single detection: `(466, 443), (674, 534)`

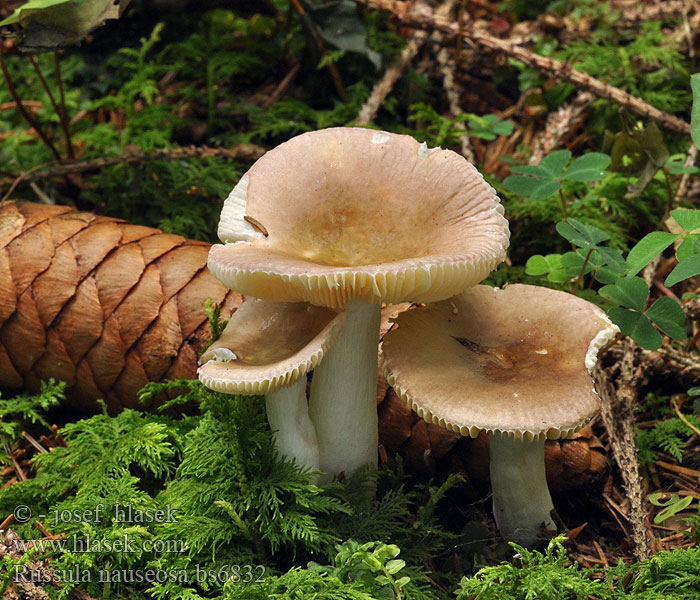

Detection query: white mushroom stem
(309, 301), (381, 478)
(265, 378), (320, 476)
(489, 433), (555, 546)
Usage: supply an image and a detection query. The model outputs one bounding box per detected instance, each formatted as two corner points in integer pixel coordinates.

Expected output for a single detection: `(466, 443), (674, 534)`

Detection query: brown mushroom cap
(381, 284), (618, 441)
(198, 298), (346, 394)
(209, 127), (509, 308)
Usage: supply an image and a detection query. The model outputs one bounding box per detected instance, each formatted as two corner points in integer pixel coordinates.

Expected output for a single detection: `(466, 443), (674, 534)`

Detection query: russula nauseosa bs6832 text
(381, 284), (618, 545)
(207, 127), (509, 478)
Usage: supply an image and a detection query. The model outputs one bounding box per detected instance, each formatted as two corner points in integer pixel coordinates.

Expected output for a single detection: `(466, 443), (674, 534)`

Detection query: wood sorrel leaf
(626, 231), (681, 276)
(608, 307), (662, 350)
(666, 255), (700, 287)
(599, 277), (649, 312)
(562, 152), (611, 181)
(670, 208), (700, 233)
(645, 297), (687, 341)
(556, 219), (609, 249)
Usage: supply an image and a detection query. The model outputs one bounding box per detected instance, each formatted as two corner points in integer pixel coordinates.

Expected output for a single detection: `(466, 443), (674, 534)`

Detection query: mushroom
(198, 297), (347, 474)
(381, 284), (618, 545)
(208, 127), (509, 478)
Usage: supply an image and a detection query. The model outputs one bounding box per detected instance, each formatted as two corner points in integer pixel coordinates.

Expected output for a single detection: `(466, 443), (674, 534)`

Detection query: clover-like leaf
(504, 151), (572, 200)
(503, 175), (561, 201)
(670, 208), (700, 234)
(599, 277), (649, 312)
(562, 152), (611, 181)
(555, 219), (610, 249)
(645, 297), (687, 341)
(536, 150), (572, 177)
(596, 246), (627, 273)
(625, 231), (681, 276)
(666, 255), (700, 287)
(676, 234), (700, 262)
(608, 307), (662, 350)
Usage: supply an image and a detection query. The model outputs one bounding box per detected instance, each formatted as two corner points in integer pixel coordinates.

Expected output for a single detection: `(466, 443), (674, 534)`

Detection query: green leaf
(670, 208), (700, 233)
(537, 150), (571, 177)
(556, 219), (609, 249)
(0, 0), (130, 50)
(525, 254), (553, 276)
(676, 235), (700, 262)
(645, 297), (687, 341)
(599, 277), (649, 312)
(508, 164), (552, 177)
(503, 175), (561, 200)
(649, 493), (694, 524)
(595, 266), (623, 285)
(524, 253), (571, 283)
(626, 231), (681, 275)
(596, 246), (627, 273)
(385, 559), (405, 575)
(666, 255), (700, 287)
(0, 0), (74, 25)
(665, 154), (700, 175)
(562, 152), (611, 181)
(608, 307), (662, 350)
(691, 73), (700, 150)
(560, 251), (594, 276)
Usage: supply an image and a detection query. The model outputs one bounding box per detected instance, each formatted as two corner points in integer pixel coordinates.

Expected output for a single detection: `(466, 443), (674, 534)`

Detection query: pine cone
(0, 201), (242, 412)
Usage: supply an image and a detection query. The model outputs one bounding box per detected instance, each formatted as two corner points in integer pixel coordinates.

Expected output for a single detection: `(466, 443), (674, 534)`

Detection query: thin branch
(27, 54), (75, 160)
(54, 52), (75, 159)
(0, 144), (266, 191)
(354, 0), (691, 135)
(529, 92), (594, 164)
(0, 51), (63, 162)
(356, 32), (427, 125)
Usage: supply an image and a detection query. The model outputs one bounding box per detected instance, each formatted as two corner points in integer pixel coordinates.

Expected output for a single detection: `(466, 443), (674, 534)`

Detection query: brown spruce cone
(0, 201), (606, 490)
(0, 201), (242, 412)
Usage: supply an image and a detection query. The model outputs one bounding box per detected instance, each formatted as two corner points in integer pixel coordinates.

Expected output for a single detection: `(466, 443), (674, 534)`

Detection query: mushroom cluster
(198, 126), (510, 479)
(381, 284), (618, 545)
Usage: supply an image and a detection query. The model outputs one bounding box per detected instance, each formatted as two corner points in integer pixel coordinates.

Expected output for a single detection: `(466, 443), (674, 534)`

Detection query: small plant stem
(28, 54), (75, 160)
(53, 52), (75, 159)
(559, 188), (568, 219)
(573, 248), (594, 292)
(685, 327), (700, 353)
(0, 51), (63, 162)
(671, 396), (700, 437)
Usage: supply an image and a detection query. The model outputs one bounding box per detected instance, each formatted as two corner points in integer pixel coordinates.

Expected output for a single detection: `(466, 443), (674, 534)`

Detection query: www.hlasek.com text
(10, 534), (186, 554)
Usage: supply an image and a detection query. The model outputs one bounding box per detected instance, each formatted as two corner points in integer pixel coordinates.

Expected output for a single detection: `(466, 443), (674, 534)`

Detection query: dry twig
(529, 92), (594, 164)
(356, 32), (428, 125)
(0, 144), (265, 190)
